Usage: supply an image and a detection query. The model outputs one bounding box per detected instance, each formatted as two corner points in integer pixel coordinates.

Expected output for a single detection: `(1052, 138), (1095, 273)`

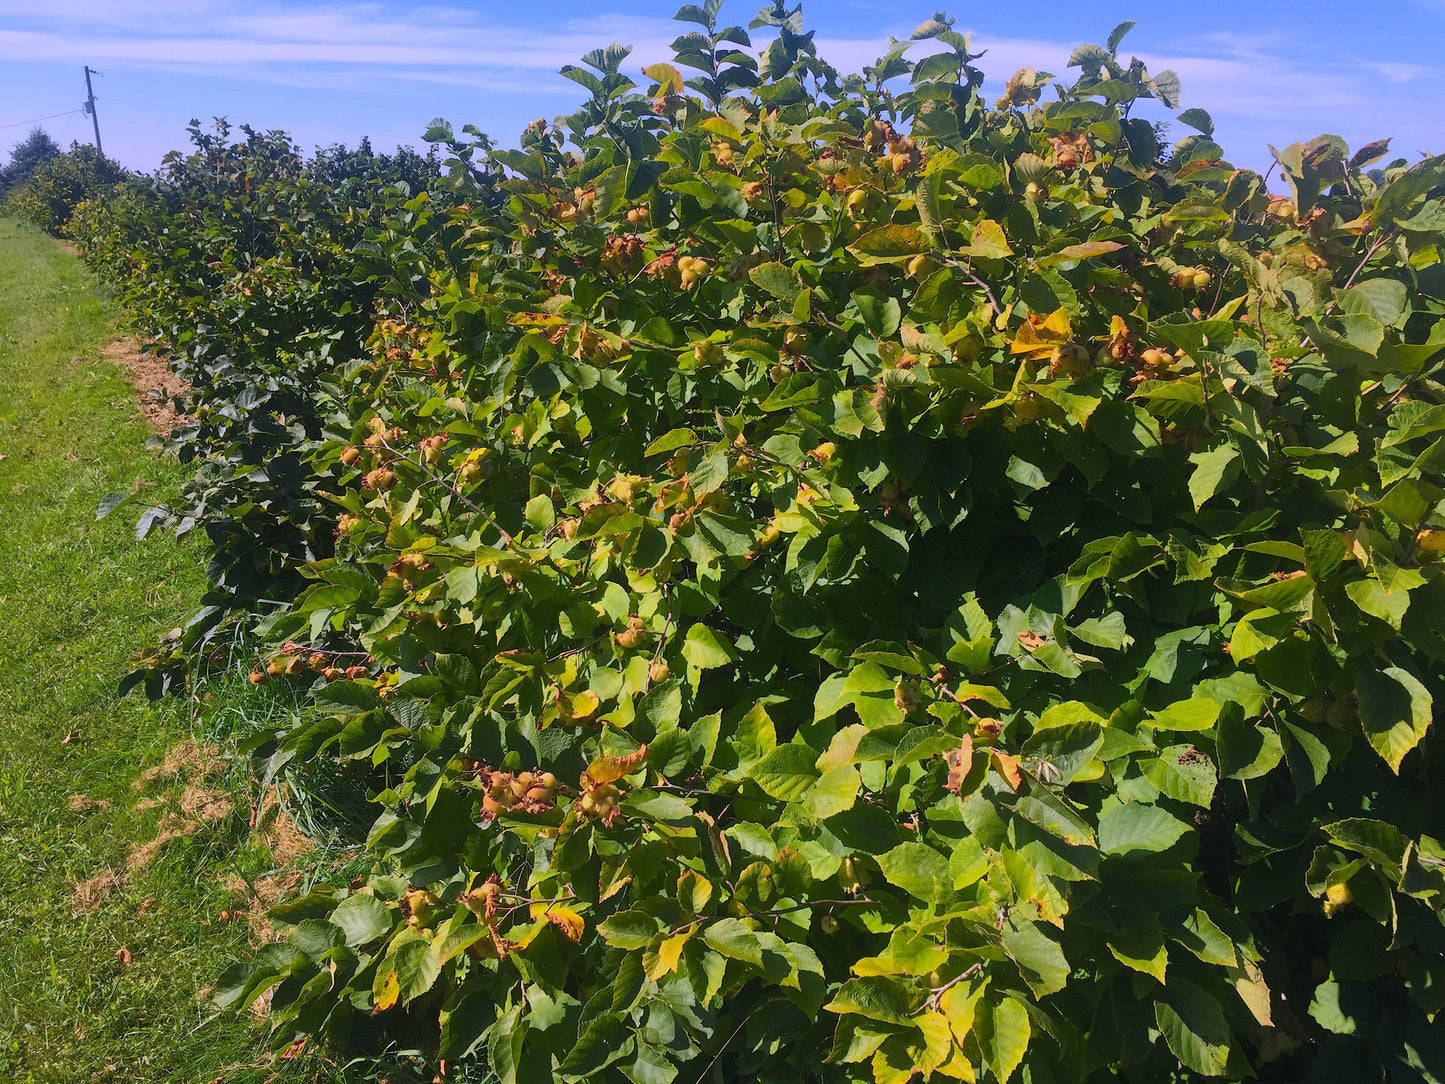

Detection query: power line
(0, 109), (82, 132)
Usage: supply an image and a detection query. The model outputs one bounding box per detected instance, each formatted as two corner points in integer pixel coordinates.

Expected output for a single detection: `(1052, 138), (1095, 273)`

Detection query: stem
(922, 963), (983, 1013)
(692, 1004), (768, 1084)
(1339, 233), (1392, 295)
(943, 255), (1001, 314)
(378, 438), (512, 545)
(747, 897), (883, 917)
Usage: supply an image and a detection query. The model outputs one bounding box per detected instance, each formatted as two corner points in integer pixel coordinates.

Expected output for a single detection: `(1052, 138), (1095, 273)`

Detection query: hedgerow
(68, 4), (1445, 1081)
(73, 122), (443, 686)
(2, 140), (119, 236)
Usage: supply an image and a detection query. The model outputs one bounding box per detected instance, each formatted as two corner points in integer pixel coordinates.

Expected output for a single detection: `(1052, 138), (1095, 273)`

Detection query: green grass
(0, 218), (345, 1083)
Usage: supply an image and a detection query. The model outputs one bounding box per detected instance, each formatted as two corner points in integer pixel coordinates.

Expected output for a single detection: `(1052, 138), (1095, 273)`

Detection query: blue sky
(1, 1), (1442, 178)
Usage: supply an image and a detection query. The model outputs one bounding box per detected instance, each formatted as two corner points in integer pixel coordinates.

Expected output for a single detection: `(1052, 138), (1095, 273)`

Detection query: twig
(943, 255), (1001, 314)
(377, 438), (512, 545)
(922, 963), (983, 1013)
(1340, 233), (1392, 294)
(692, 998), (781, 1084)
(748, 897), (883, 917)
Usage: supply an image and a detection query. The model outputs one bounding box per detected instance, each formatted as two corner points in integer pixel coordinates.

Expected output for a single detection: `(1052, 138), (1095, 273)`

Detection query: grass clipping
(70, 737), (311, 920)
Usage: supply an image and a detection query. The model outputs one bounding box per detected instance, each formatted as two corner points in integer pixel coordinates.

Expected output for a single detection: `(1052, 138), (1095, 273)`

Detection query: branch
(377, 437), (512, 545)
(943, 255), (1001, 314)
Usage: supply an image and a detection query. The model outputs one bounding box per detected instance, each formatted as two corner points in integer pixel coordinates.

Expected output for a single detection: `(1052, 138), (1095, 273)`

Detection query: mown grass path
(0, 220), (329, 1083)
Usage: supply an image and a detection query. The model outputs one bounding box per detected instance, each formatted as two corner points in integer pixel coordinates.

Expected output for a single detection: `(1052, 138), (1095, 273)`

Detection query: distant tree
(1, 128), (61, 195)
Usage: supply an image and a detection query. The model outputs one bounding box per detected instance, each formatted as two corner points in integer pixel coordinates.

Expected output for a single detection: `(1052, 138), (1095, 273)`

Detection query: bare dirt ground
(102, 336), (191, 435)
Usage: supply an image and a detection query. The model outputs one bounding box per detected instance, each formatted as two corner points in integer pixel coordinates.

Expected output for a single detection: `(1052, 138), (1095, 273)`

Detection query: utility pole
(83, 66), (103, 157)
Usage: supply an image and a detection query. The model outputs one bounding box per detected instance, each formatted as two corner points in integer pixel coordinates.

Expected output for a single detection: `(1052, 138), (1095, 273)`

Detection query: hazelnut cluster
(474, 767), (563, 823)
(249, 641), (368, 684)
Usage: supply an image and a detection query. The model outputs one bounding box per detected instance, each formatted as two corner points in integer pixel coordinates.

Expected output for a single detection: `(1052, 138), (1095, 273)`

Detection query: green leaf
(621, 1041), (678, 1084)
(329, 894), (393, 947)
(1107, 20), (1137, 51)
(1108, 911), (1167, 981)
(978, 994), (1031, 1083)
(314, 680), (381, 714)
(825, 977), (915, 1025)
(645, 427), (697, 457)
(1339, 278), (1408, 327)
(1001, 918), (1070, 997)
(1322, 817), (1408, 870)
(750, 261), (806, 303)
(1150, 69), (1182, 109)
(852, 288), (902, 340)
(1156, 977), (1235, 1075)
(1142, 745), (1217, 806)
(1188, 443), (1240, 510)
(1228, 607), (1295, 662)
(524, 494), (554, 533)
(1302, 529), (1347, 581)
(682, 624), (738, 669)
(1217, 716), (1284, 780)
(1149, 696), (1221, 732)
(598, 910), (662, 950)
(1345, 578), (1412, 629)
(1308, 980), (1362, 1036)
(702, 917), (764, 967)
(876, 842), (952, 903)
(1098, 799), (1191, 855)
(848, 225), (929, 265)
(1021, 720), (1103, 786)
(96, 492), (133, 520)
(749, 742), (823, 801)
(805, 764), (861, 819)
(1069, 612), (1130, 650)
(489, 1004), (524, 1084)
(1355, 663), (1433, 772)
(1176, 108), (1214, 137)
(558, 1014), (632, 1080)
(1217, 573), (1316, 610)
(388, 935), (441, 1004)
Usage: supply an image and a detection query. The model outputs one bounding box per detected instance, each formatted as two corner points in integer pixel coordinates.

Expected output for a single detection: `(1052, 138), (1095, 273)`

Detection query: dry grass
(133, 736), (222, 790)
(126, 811), (199, 871)
(254, 785), (314, 865)
(179, 784), (235, 824)
(71, 868), (123, 913)
(100, 336), (192, 436)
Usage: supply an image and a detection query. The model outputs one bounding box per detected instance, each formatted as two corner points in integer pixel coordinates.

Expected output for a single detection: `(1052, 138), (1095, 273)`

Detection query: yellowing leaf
(565, 690), (600, 722)
(642, 62), (684, 96)
(1040, 239), (1125, 265)
(933, 1046), (978, 1081)
(647, 928), (693, 979)
(1009, 307), (1072, 360)
(699, 115), (742, 140)
(373, 968), (400, 1012)
(943, 734), (974, 794)
(960, 218), (1014, 259)
(506, 311), (568, 328)
(940, 981), (984, 1044)
(1230, 959), (1273, 1027)
(982, 996), (1031, 1084)
(530, 902), (585, 942)
(991, 749), (1023, 791)
(677, 870), (713, 912)
(584, 743), (648, 786)
(848, 225), (930, 265)
(913, 1011), (954, 1075)
(871, 1036), (920, 1084)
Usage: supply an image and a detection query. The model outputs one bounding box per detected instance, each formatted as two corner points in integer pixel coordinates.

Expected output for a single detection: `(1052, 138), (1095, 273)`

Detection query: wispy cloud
(0, 1), (1439, 171)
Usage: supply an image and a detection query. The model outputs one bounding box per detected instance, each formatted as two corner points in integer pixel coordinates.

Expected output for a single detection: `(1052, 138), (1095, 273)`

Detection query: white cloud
(1, 1), (1439, 173)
